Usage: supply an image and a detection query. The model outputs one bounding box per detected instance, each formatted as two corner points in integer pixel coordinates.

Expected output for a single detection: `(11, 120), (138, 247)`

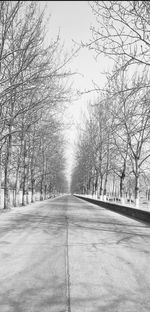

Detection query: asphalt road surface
(0, 195), (150, 312)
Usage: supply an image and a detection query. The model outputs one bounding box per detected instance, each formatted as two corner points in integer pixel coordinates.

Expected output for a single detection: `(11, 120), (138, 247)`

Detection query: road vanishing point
(0, 195), (150, 312)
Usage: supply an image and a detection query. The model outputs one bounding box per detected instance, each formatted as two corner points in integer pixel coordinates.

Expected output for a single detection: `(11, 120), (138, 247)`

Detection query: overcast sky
(42, 1), (111, 184)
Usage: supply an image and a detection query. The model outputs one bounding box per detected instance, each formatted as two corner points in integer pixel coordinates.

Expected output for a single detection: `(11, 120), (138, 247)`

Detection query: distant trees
(0, 1), (70, 209)
(71, 99), (113, 199)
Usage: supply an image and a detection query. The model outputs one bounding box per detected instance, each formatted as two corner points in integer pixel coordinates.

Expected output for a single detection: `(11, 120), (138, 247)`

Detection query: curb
(74, 195), (150, 224)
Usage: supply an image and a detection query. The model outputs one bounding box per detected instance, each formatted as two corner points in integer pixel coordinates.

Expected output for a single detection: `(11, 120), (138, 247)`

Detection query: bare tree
(109, 68), (150, 206)
(88, 1), (150, 71)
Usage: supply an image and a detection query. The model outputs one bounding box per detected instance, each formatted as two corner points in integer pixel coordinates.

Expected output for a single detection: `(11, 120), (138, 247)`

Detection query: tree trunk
(99, 176), (103, 200)
(0, 149), (2, 209)
(4, 127), (12, 209)
(112, 174), (115, 197)
(148, 189), (150, 201)
(40, 176), (44, 200)
(135, 175), (139, 207)
(103, 139), (110, 201)
(30, 154), (35, 203)
(22, 175), (26, 206)
(31, 130), (36, 203)
(94, 173), (98, 197)
(31, 177), (35, 203)
(94, 184), (97, 198)
(14, 159), (21, 207)
(120, 171), (125, 205)
(22, 140), (27, 206)
(25, 164), (29, 205)
(103, 173), (108, 201)
(134, 158), (140, 208)
(44, 184), (47, 199)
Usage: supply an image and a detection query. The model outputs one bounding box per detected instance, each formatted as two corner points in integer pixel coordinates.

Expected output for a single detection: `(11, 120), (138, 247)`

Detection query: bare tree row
(71, 75), (150, 206)
(71, 1), (150, 207)
(0, 1), (70, 209)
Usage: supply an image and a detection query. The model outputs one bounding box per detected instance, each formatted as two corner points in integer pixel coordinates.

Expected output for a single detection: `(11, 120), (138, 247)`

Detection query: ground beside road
(0, 195), (150, 312)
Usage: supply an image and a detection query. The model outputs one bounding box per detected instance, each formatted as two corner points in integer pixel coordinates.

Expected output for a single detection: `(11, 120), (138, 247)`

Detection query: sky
(42, 1), (112, 186)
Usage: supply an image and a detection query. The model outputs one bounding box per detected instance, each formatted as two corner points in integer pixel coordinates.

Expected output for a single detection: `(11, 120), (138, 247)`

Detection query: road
(0, 195), (150, 312)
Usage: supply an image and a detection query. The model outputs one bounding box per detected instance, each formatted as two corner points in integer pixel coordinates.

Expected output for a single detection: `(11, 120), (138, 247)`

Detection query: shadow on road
(0, 195), (150, 245)
(0, 195), (150, 311)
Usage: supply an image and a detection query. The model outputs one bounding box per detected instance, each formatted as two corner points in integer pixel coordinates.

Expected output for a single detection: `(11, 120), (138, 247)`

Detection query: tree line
(71, 1), (150, 207)
(0, 1), (70, 209)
